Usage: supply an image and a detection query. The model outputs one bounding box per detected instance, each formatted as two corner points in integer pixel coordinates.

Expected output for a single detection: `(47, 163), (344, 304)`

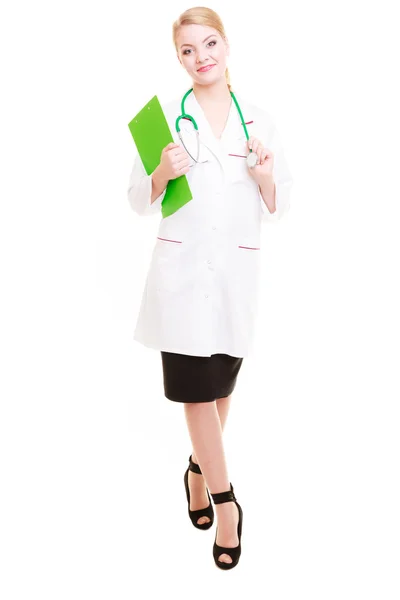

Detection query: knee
(184, 400), (216, 409)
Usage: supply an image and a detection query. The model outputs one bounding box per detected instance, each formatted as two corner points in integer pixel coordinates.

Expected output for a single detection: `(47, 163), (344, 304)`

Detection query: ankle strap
(188, 454), (202, 475)
(211, 484), (236, 505)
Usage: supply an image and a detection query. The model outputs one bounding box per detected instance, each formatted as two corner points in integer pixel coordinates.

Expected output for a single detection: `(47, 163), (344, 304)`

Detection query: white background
(1, 0), (399, 597)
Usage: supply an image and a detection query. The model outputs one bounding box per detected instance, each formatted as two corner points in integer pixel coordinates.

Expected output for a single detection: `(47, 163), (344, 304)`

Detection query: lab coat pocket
(226, 135), (253, 185)
(149, 237), (184, 293)
(235, 243), (261, 305)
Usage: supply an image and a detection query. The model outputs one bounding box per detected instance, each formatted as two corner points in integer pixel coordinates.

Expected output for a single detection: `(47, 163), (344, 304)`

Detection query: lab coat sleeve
(127, 153), (167, 217)
(259, 120), (294, 223)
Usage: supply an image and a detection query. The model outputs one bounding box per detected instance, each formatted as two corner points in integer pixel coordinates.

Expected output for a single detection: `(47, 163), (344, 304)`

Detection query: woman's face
(176, 24), (229, 86)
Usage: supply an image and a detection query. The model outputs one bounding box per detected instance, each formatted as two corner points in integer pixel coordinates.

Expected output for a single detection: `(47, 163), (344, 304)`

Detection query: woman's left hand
(246, 136), (274, 184)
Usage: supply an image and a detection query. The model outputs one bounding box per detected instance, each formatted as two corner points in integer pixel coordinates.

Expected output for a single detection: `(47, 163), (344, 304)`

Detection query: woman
(127, 7), (293, 570)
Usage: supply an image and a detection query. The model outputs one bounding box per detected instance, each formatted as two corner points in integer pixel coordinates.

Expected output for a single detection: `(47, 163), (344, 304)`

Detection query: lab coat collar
(183, 89), (248, 168)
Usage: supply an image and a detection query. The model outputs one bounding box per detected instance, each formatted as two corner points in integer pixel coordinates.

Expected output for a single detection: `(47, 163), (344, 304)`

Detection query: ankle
(215, 499), (235, 510)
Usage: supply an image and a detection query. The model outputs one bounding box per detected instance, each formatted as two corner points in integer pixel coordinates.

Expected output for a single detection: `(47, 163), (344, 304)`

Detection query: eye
(182, 40), (217, 56)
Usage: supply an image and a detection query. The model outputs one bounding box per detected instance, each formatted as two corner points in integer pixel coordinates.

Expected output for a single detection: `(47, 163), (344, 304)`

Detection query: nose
(196, 51), (209, 64)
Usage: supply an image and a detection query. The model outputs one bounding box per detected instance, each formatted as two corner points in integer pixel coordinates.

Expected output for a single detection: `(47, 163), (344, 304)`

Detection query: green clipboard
(128, 95), (193, 218)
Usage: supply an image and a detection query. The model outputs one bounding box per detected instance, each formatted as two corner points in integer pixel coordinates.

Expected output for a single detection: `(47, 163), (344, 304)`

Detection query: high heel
(211, 483), (243, 570)
(183, 454), (214, 530)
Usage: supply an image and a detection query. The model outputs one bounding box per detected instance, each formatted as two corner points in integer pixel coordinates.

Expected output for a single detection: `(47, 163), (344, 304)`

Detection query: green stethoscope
(175, 88), (258, 168)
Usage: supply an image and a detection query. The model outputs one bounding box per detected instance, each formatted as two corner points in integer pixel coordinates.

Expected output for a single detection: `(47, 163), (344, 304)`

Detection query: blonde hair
(172, 6), (231, 91)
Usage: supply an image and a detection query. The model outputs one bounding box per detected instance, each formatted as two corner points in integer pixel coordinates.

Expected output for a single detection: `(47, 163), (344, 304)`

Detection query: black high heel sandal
(211, 483), (243, 570)
(183, 454), (214, 530)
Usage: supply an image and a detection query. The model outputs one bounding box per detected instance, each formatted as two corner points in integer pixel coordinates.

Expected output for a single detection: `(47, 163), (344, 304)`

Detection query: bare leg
(215, 394), (233, 432)
(189, 395), (232, 524)
(184, 399), (239, 565)
(192, 394), (232, 461)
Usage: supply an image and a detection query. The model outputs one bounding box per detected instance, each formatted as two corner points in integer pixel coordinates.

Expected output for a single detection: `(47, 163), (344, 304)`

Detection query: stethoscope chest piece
(246, 152), (258, 168)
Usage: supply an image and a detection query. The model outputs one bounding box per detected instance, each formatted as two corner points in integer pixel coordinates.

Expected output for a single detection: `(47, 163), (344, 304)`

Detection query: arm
(259, 121), (294, 223)
(258, 175), (276, 214)
(127, 154), (168, 217)
(151, 166), (169, 204)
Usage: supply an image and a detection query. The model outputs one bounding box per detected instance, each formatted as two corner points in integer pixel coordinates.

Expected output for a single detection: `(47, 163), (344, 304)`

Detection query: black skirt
(160, 351), (244, 403)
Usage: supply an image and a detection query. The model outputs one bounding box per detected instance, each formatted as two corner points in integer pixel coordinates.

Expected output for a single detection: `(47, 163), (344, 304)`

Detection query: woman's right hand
(156, 143), (191, 181)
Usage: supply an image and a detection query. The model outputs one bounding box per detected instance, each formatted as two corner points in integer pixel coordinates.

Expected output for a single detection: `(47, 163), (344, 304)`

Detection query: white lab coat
(127, 91), (293, 357)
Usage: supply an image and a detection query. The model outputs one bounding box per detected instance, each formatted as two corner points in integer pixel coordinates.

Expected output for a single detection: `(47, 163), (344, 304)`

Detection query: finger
(177, 163), (190, 175)
(165, 142), (180, 153)
(256, 145), (264, 163)
(248, 136), (261, 150)
(172, 147), (190, 160)
(260, 148), (269, 164)
(260, 148), (273, 164)
(167, 143), (184, 154)
(251, 138), (262, 155)
(175, 157), (191, 170)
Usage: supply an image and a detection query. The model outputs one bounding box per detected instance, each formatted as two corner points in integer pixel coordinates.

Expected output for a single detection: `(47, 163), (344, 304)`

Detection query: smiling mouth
(197, 64), (216, 72)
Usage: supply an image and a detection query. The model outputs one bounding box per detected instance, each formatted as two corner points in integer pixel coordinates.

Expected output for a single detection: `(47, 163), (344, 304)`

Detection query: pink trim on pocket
(228, 153), (247, 158)
(238, 245), (260, 250)
(157, 236), (182, 244)
(245, 120), (254, 125)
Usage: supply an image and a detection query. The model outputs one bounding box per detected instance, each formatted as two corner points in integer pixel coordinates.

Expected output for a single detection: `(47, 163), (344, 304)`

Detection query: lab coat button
(207, 260), (212, 264)
(205, 294), (209, 298)
(212, 226), (217, 230)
